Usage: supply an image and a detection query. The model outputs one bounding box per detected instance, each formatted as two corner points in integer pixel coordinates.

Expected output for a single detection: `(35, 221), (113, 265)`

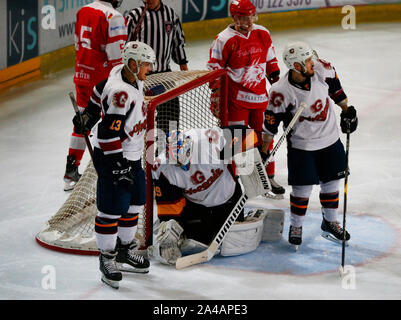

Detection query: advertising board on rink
(0, 0), (400, 79)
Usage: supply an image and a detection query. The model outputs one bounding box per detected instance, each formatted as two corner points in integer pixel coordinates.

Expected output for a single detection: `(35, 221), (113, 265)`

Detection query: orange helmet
(229, 0), (256, 17)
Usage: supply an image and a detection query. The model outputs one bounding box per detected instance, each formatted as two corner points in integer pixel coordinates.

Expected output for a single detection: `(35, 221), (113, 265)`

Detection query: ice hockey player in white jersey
(148, 126), (284, 265)
(261, 41), (358, 249)
(73, 41), (156, 289)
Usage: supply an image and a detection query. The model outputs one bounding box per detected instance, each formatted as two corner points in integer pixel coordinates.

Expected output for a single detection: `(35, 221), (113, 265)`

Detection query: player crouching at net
(148, 126), (285, 266)
(73, 41), (156, 289)
(262, 41), (358, 250)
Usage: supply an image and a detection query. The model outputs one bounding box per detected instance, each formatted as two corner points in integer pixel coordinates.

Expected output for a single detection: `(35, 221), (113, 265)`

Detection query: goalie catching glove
(340, 105), (358, 133)
(148, 219), (184, 265)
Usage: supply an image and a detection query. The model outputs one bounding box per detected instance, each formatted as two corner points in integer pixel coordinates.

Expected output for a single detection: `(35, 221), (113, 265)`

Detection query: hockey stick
(175, 193), (248, 269)
(340, 121), (351, 273)
(263, 102), (307, 167)
(68, 91), (94, 160)
(132, 5), (147, 41)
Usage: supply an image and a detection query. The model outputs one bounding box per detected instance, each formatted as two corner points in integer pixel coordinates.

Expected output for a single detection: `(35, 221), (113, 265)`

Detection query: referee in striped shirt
(127, 0), (188, 137)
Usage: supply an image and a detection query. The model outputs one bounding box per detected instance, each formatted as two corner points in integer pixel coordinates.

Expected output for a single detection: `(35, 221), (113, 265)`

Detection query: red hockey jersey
(74, 0), (127, 88)
(207, 24), (279, 109)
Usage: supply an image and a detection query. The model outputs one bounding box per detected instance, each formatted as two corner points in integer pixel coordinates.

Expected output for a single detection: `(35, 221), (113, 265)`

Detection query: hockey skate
(321, 218), (350, 245)
(99, 250), (122, 289)
(262, 176), (285, 200)
(288, 225), (302, 251)
(116, 238), (150, 273)
(63, 155), (81, 191)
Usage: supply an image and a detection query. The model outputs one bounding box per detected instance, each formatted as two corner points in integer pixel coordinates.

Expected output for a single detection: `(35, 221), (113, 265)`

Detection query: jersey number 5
(80, 26), (92, 49)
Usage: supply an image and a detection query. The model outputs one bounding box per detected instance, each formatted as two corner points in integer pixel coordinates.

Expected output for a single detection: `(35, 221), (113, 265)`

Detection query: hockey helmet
(229, 0), (256, 17)
(283, 41), (315, 70)
(122, 41), (156, 69)
(166, 130), (194, 170)
(109, 0), (123, 8)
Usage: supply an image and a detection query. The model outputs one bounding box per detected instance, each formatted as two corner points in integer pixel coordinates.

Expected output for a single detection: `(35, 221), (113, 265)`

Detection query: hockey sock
(95, 212), (121, 251)
(320, 180), (340, 222)
(118, 212), (140, 245)
(290, 185), (312, 227)
(68, 132), (86, 167)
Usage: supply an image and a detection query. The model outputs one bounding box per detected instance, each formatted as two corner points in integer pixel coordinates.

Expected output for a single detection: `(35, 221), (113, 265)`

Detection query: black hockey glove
(267, 70), (280, 85)
(73, 102), (101, 135)
(340, 106), (358, 134)
(111, 158), (135, 188)
(73, 112), (89, 135)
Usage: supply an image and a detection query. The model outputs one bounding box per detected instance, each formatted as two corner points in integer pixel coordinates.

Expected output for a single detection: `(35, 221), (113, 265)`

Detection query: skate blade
(290, 244), (299, 252)
(116, 262), (149, 274)
(321, 232), (349, 246)
(262, 192), (284, 200)
(101, 275), (120, 289)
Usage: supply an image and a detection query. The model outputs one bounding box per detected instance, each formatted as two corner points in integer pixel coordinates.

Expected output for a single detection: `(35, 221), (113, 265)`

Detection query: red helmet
(229, 0), (256, 17)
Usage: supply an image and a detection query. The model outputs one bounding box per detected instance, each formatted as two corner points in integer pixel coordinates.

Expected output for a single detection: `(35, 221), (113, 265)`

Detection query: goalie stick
(175, 193), (248, 269)
(68, 91), (94, 160)
(175, 102), (307, 269)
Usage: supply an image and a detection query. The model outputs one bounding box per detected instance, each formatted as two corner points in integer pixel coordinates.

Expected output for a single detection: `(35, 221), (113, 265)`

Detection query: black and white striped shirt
(127, 3), (188, 73)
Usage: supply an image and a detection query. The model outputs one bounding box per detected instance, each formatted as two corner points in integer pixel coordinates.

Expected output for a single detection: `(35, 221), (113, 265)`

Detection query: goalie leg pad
(234, 148), (271, 198)
(220, 210), (265, 257)
(261, 209), (285, 241)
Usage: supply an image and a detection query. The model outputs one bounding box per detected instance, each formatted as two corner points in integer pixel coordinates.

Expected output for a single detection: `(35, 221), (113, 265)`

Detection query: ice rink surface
(0, 22), (401, 300)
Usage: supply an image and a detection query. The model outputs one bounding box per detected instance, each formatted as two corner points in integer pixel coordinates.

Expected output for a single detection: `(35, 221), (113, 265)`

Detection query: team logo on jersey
(270, 91), (285, 107)
(299, 98), (330, 122)
(128, 119), (147, 136)
(186, 169), (223, 195)
(113, 91), (128, 108)
(164, 21), (173, 35)
(190, 171), (206, 185)
(242, 61), (264, 89)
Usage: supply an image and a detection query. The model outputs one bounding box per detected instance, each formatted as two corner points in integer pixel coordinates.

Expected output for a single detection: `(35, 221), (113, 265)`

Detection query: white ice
(0, 22), (401, 300)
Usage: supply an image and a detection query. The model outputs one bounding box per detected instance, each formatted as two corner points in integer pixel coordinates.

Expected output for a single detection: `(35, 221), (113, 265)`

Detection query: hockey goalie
(148, 126), (285, 265)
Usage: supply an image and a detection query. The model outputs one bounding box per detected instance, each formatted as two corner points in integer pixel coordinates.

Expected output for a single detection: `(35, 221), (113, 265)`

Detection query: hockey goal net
(36, 69), (228, 255)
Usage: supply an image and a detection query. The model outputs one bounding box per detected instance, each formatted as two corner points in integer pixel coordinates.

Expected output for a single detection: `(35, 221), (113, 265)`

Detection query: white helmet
(122, 41), (156, 68)
(282, 41), (315, 71)
(166, 130), (194, 170)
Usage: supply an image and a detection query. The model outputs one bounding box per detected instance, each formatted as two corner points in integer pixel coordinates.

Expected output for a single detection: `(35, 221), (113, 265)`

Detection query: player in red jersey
(63, 0), (127, 191)
(207, 0), (284, 198)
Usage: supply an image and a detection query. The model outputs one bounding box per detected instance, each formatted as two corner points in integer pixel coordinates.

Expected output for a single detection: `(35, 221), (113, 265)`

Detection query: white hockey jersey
(264, 59), (344, 151)
(152, 128), (237, 208)
(91, 64), (146, 161)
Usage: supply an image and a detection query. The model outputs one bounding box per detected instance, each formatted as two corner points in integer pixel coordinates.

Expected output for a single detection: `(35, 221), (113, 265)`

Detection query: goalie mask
(166, 130), (194, 171)
(283, 41), (316, 72)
